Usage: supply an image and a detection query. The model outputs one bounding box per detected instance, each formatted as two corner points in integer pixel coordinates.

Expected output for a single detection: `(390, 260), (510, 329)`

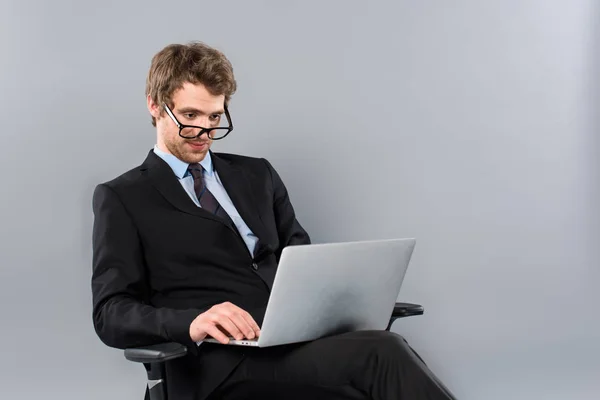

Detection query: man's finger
(240, 311), (261, 337)
(222, 303), (260, 338)
(205, 324), (229, 344)
(230, 312), (256, 339)
(215, 315), (244, 341)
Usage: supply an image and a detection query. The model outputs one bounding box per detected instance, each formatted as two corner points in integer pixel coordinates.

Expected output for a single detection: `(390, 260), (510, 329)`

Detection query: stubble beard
(166, 137), (211, 164)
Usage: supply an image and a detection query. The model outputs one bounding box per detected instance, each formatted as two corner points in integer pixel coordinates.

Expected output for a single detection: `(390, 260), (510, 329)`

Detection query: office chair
(123, 302), (424, 400)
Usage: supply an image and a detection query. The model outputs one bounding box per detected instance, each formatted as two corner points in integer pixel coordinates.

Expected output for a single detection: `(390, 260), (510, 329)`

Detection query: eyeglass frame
(163, 102), (234, 140)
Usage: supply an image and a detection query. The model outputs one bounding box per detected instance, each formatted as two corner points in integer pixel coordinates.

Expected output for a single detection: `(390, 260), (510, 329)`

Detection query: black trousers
(206, 330), (456, 400)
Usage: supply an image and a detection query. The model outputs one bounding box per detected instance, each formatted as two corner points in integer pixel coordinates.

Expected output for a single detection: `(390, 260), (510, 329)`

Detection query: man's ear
(147, 95), (161, 119)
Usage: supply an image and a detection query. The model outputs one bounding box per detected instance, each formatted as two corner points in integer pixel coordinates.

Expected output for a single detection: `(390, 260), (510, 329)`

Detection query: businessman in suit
(91, 41), (456, 400)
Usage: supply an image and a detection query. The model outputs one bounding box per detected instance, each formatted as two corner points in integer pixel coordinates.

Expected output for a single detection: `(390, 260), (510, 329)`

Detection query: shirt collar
(153, 145), (214, 179)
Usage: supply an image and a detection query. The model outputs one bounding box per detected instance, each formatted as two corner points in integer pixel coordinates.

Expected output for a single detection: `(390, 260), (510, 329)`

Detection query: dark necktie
(188, 164), (237, 229)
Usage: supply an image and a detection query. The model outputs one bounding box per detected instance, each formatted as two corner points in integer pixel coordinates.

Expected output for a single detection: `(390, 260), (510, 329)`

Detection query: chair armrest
(124, 342), (187, 364)
(392, 302), (424, 318)
(386, 302), (424, 331)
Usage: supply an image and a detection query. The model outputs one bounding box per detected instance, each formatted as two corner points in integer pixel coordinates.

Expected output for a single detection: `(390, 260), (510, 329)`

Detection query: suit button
(252, 262), (259, 271)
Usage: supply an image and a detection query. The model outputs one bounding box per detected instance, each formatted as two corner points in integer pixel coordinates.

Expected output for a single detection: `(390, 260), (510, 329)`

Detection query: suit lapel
(142, 150), (225, 227)
(211, 152), (269, 255)
(142, 150), (270, 258)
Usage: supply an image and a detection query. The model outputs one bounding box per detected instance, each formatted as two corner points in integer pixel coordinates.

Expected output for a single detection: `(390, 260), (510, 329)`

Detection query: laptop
(201, 238), (416, 347)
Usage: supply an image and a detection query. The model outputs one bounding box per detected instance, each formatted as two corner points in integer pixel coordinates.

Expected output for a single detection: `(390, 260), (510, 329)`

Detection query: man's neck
(155, 141), (170, 155)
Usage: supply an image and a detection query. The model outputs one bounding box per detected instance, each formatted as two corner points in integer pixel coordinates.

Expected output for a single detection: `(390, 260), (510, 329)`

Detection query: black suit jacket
(91, 150), (310, 400)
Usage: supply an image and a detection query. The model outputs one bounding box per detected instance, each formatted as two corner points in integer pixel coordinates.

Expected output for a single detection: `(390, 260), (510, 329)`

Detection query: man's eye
(184, 113), (195, 119)
(210, 114), (221, 121)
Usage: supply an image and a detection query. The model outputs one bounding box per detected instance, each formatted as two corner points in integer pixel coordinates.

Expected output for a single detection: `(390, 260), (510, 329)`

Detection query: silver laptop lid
(257, 238), (416, 347)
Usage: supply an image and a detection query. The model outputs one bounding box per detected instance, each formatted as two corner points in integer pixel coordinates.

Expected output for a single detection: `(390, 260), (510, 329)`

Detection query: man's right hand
(189, 302), (261, 344)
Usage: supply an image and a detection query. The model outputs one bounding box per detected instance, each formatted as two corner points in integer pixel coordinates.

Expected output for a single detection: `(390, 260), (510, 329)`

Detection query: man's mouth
(188, 141), (208, 149)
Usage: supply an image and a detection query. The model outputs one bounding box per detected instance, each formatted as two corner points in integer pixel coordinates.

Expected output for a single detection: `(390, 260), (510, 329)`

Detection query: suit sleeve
(262, 159), (311, 256)
(91, 184), (204, 350)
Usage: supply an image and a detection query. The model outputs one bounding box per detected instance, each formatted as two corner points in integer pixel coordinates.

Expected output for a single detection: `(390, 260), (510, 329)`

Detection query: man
(91, 41), (456, 400)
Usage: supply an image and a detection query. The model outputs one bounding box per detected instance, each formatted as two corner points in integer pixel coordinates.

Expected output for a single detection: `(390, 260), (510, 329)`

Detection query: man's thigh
(207, 330), (410, 400)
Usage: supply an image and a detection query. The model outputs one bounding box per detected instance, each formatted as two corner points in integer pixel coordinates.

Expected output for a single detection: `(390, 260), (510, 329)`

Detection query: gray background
(1, 0), (598, 399)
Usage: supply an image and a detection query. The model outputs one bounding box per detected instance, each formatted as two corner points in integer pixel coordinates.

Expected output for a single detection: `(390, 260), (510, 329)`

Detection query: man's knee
(370, 330), (409, 351)
(347, 330), (412, 361)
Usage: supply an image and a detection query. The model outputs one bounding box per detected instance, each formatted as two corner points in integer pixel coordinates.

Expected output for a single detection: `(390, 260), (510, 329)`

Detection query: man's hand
(189, 302), (261, 344)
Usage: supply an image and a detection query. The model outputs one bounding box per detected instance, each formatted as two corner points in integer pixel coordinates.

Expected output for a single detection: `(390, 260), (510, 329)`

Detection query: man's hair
(145, 41), (237, 126)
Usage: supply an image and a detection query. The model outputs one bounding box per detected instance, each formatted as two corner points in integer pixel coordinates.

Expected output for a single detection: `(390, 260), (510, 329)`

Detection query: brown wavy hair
(145, 41), (237, 126)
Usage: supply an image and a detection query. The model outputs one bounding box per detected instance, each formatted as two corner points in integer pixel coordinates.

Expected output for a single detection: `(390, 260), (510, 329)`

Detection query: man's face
(149, 82), (226, 164)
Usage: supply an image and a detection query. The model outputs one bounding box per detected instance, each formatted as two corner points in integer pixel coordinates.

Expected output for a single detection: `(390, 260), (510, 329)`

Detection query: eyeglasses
(163, 103), (234, 140)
